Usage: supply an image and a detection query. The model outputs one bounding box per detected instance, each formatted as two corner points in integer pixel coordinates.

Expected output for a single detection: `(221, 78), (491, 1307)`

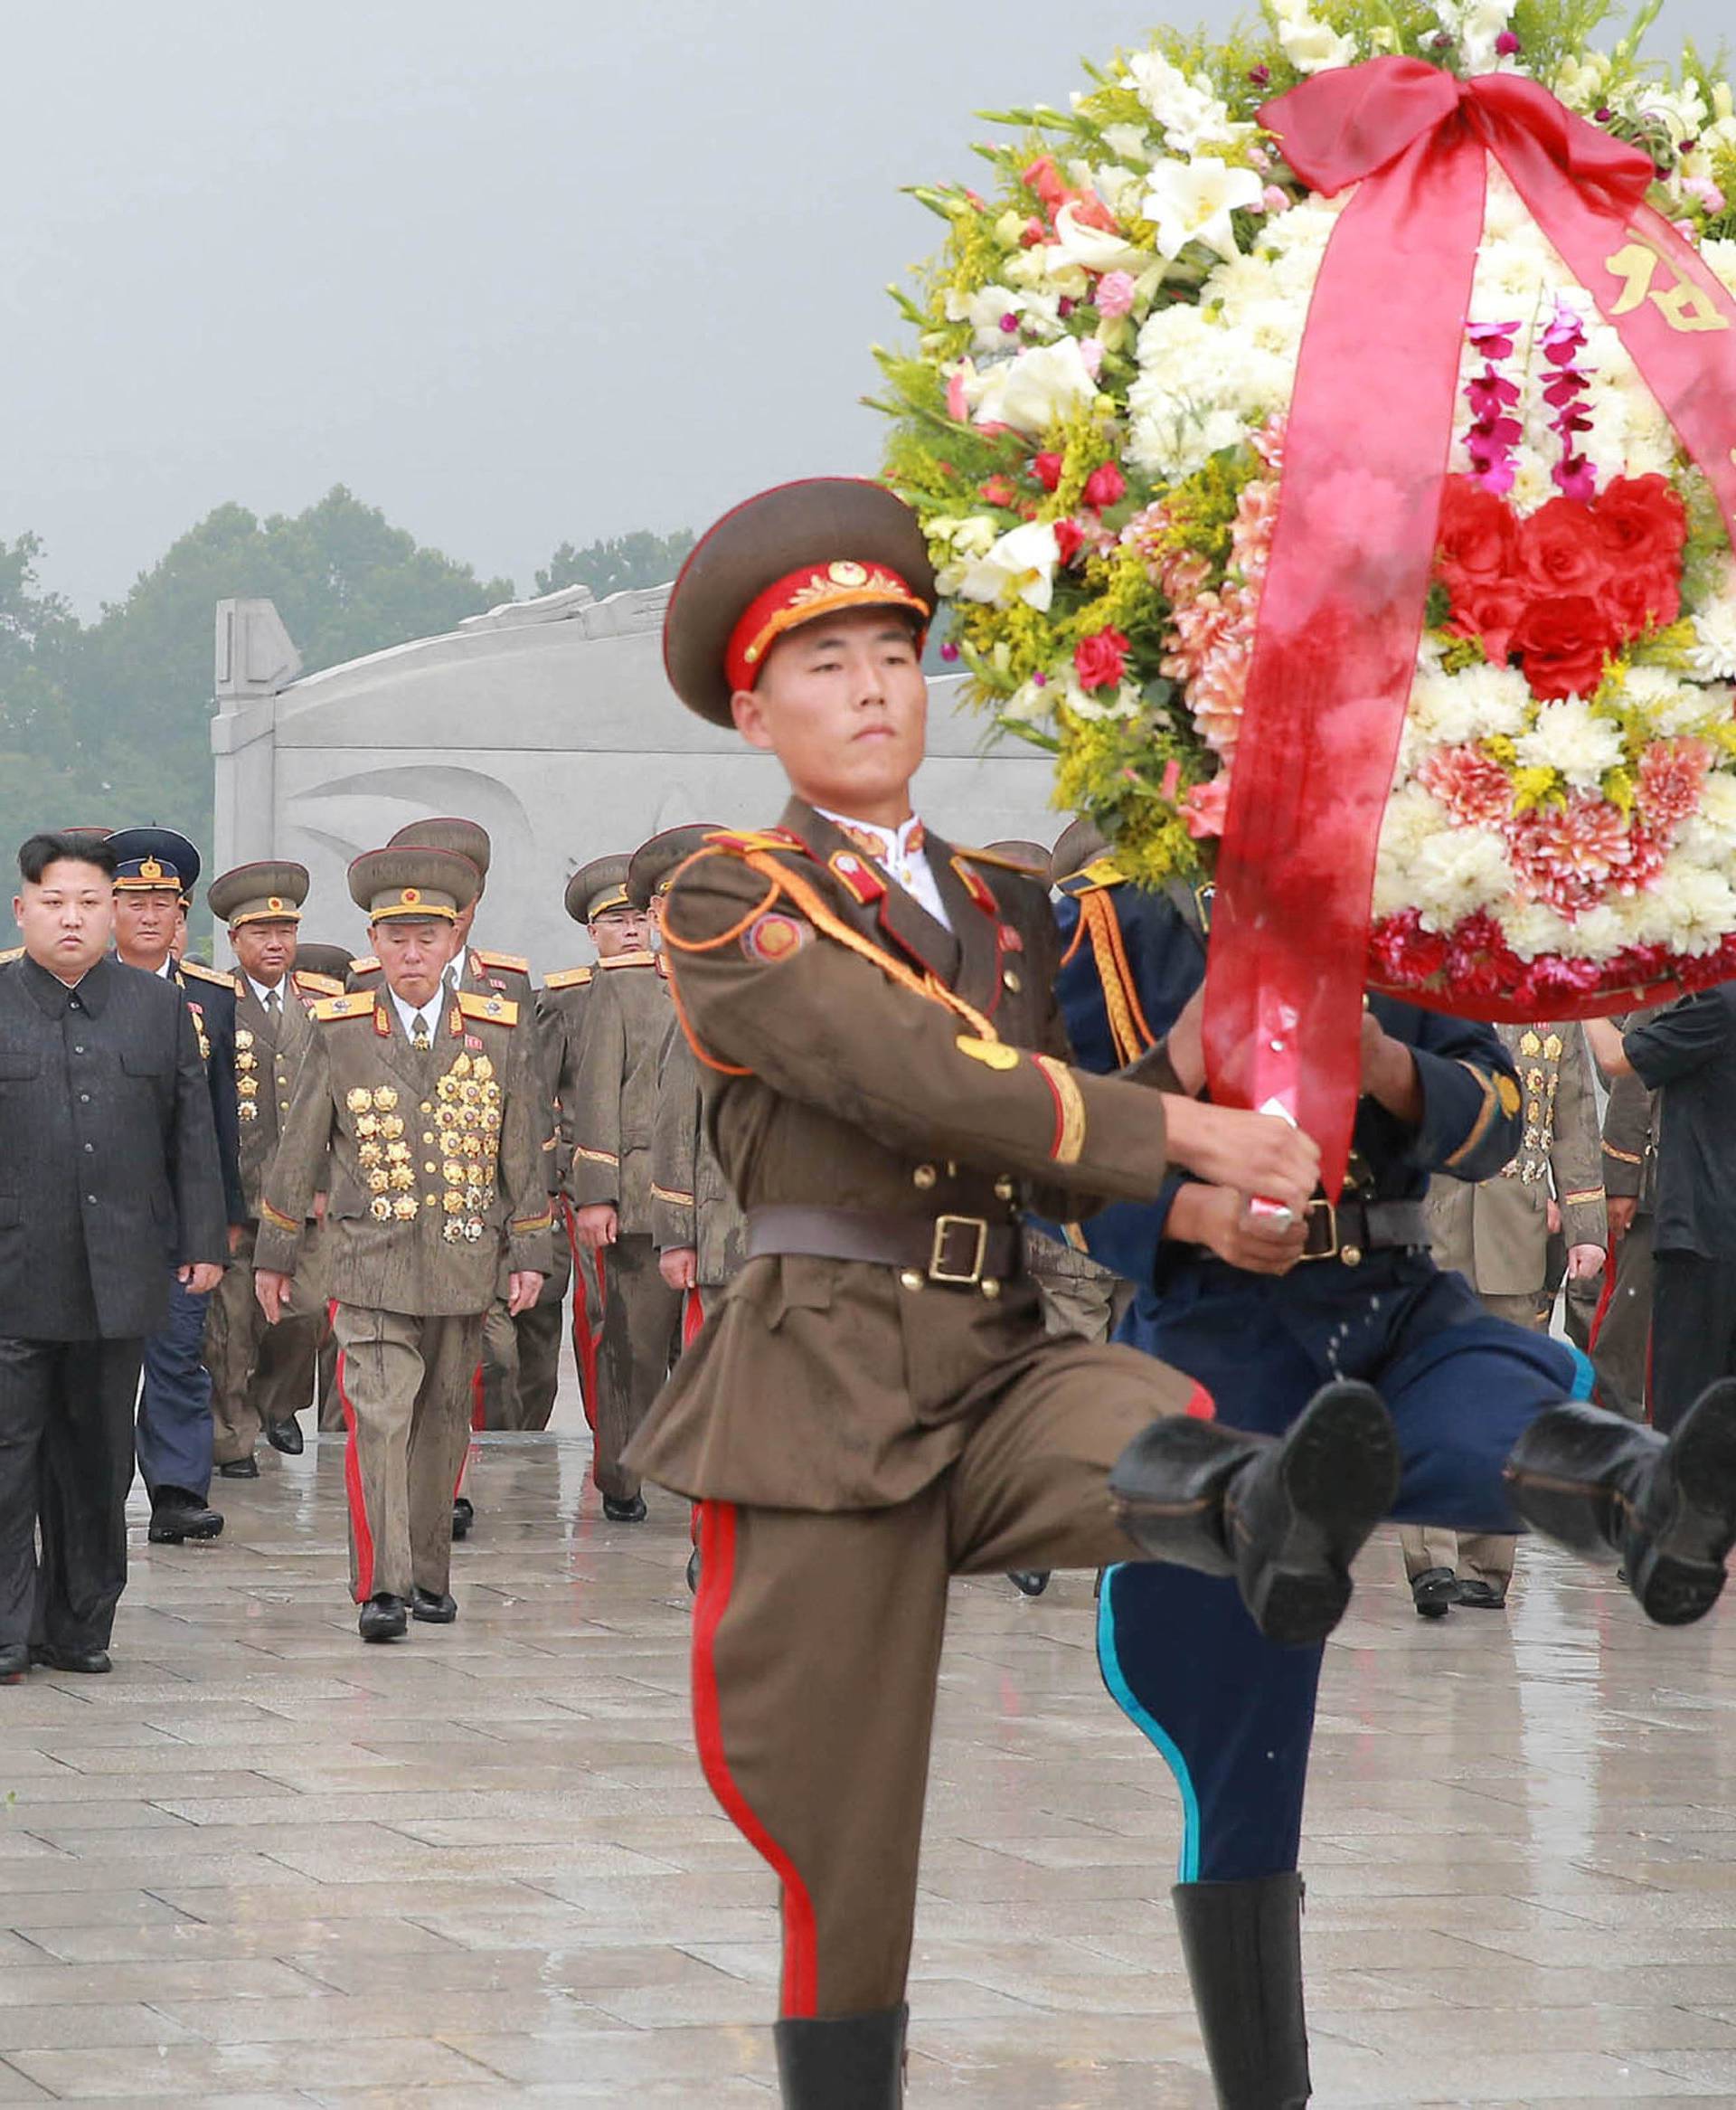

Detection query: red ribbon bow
(1201, 55), (1736, 1195)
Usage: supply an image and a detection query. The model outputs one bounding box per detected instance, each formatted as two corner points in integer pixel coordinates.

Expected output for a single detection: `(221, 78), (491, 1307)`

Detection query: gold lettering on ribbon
(1603, 231), (1730, 334)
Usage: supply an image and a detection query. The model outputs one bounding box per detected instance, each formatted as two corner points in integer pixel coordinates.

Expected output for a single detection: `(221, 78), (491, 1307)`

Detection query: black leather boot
(773, 2004), (906, 2108)
(1109, 1381), (1398, 1646)
(1505, 1378), (1736, 1625)
(1174, 1873), (1310, 2109)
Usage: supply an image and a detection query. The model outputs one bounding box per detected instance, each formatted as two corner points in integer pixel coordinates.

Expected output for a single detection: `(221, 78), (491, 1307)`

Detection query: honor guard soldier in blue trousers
(108, 826), (245, 1547)
(1052, 820), (1736, 2110)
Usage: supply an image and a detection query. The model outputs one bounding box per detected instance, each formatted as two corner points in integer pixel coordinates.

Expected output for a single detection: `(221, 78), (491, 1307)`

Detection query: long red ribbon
(1201, 56), (1736, 1195)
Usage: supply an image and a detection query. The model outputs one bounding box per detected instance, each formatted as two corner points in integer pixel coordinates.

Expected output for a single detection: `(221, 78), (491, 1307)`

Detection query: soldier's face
(15, 859), (115, 983)
(590, 908), (647, 958)
(373, 916), (458, 1008)
(112, 886), (180, 970)
(232, 919), (297, 984)
(732, 610), (927, 826)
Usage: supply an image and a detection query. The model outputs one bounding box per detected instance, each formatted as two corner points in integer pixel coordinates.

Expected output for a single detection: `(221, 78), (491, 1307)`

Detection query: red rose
(1081, 461), (1127, 510)
(1053, 516), (1087, 566)
(1591, 473), (1689, 575)
(1600, 563), (1682, 642)
(1032, 451), (1064, 491)
(1510, 592), (1619, 701)
(1073, 626), (1130, 692)
(1518, 496), (1609, 599)
(1436, 474), (1517, 584)
(1445, 577), (1530, 665)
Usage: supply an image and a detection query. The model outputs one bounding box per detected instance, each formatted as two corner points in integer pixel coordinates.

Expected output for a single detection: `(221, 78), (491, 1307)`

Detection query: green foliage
(0, 489), (514, 869)
(534, 529), (695, 600)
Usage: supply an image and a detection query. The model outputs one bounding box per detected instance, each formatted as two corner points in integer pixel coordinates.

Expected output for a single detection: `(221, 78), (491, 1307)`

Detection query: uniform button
(423, 1195), (438, 1208)
(420, 1101), (432, 1112)
(73, 1046), (85, 1055)
(80, 1093), (90, 1104)
(82, 1141), (94, 1153)
(1002, 968), (1022, 992)
(911, 1164), (937, 1190)
(994, 1176), (1015, 1202)
(86, 1194), (97, 1205)
(898, 1269), (925, 1292)
(425, 1161), (437, 1174)
(980, 1277), (1002, 1300)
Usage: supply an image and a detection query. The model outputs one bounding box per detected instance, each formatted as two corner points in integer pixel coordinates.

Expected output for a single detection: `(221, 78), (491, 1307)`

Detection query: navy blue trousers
(1098, 1263), (1587, 1882)
(137, 1273), (215, 1501)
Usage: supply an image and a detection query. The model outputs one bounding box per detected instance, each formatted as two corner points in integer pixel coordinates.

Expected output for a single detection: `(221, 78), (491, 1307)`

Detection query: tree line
(0, 492), (693, 861)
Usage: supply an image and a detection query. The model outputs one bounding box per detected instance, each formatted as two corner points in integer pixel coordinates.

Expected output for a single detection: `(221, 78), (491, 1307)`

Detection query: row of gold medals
(346, 1050), (502, 1243)
(235, 1027), (259, 1121)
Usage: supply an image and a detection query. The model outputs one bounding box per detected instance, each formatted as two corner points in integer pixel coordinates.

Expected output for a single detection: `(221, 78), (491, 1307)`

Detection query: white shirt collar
(155, 957), (175, 979)
(388, 986), (442, 1041)
(816, 808), (951, 933)
(249, 975), (286, 1008)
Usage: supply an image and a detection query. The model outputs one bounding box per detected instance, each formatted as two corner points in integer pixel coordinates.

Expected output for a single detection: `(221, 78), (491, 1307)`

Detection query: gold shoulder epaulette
(293, 970), (344, 997)
(0, 945), (22, 966)
(704, 827), (808, 856)
(957, 844), (1046, 879)
(1055, 855), (1125, 896)
(599, 950), (656, 970)
(542, 965), (594, 991)
(181, 960), (239, 991)
(457, 989), (519, 1027)
(473, 946), (530, 974)
(313, 992), (374, 1023)
(349, 954), (380, 974)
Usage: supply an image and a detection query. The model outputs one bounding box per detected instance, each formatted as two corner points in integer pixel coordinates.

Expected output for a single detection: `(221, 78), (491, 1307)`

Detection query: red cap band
(723, 560), (930, 695)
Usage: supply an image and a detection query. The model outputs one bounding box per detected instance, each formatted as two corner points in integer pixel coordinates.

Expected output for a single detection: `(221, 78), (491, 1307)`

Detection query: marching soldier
(203, 863), (344, 1479)
(108, 826), (244, 1547)
(297, 941), (359, 1433)
(252, 847), (551, 1640)
(1400, 1021), (1606, 1614)
(567, 851), (682, 1519)
(628, 478), (1398, 2108)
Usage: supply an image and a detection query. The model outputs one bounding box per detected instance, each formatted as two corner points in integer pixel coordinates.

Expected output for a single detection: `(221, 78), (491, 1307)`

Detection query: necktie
(267, 988), (281, 1018)
(411, 1010), (431, 1051)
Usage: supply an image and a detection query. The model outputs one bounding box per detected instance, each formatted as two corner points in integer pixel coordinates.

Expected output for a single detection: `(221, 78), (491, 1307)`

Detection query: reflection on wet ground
(2, 1429), (1735, 2103)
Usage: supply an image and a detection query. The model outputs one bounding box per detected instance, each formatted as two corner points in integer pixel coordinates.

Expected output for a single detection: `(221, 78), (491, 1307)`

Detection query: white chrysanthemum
(1409, 826), (1514, 923)
(1372, 785), (1449, 916)
(1683, 772), (1736, 854)
(1515, 699), (1627, 784)
(1687, 599), (1736, 682)
(1501, 898), (1580, 960)
(1702, 239), (1736, 298)
(1409, 662), (1531, 746)
(1621, 664), (1716, 736)
(1644, 857), (1736, 951)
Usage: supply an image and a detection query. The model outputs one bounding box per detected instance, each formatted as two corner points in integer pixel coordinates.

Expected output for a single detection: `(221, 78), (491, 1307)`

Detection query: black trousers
(1649, 1252), (1736, 1435)
(0, 1335), (144, 1651)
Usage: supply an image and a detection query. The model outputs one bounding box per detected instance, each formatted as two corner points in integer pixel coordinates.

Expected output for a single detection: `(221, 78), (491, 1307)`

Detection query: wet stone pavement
(4, 1431), (1736, 2105)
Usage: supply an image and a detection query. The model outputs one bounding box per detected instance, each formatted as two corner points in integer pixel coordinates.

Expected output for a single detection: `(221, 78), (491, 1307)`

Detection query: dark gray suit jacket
(0, 953), (229, 1339)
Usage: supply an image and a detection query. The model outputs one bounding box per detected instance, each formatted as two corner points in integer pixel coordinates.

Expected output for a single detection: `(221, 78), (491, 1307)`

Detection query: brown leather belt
(746, 1205), (1024, 1288)
(1297, 1196), (1429, 1265)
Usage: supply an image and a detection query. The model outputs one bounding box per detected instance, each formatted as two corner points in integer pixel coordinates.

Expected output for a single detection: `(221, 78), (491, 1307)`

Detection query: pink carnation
(1096, 270), (1137, 317)
(1418, 745), (1513, 826)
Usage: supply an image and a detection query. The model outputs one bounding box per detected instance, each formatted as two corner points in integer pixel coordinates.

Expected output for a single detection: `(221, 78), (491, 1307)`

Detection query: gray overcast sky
(0, 0), (1722, 612)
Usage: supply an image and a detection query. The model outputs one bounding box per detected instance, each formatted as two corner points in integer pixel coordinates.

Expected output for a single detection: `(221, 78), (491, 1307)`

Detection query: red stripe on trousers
(691, 1500), (818, 2018)
(564, 1200), (600, 1433)
(334, 1339), (376, 1603)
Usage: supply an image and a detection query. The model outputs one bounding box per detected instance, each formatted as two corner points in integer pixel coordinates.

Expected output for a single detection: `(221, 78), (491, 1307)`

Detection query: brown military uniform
(624, 800), (1204, 2020)
(204, 965), (344, 1462)
(650, 1018), (749, 1310)
(1402, 1021), (1606, 1594)
(1592, 1027), (1659, 1420)
(256, 985), (552, 1604)
(568, 951), (684, 1499)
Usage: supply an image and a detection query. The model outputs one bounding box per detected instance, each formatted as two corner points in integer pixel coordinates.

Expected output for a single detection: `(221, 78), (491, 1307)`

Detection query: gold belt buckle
(1298, 1197), (1338, 1263)
(930, 1214), (988, 1286)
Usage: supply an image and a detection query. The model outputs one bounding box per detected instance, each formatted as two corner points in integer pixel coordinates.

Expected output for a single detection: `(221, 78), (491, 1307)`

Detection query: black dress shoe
(451, 1496), (474, 1542)
(147, 1490), (224, 1544)
(217, 1456), (259, 1480)
(602, 1492), (647, 1523)
(266, 1417), (304, 1455)
(1009, 1571), (1052, 1598)
(30, 1642), (111, 1673)
(1505, 1380), (1736, 1625)
(358, 1594), (408, 1642)
(1454, 1578), (1506, 1611)
(1410, 1566), (1458, 1619)
(1112, 1380), (1399, 1648)
(0, 1642), (28, 1684)
(410, 1587), (458, 1624)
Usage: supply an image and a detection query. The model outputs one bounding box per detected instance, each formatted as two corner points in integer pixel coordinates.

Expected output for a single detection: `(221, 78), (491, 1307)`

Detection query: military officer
(1400, 1021), (1606, 1613)
(567, 850), (684, 1520)
(202, 862), (344, 1478)
(627, 477), (1420, 2109)
(1592, 1050), (1657, 1420)
(295, 941), (358, 1433)
(108, 826), (244, 1547)
(252, 847), (551, 1640)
